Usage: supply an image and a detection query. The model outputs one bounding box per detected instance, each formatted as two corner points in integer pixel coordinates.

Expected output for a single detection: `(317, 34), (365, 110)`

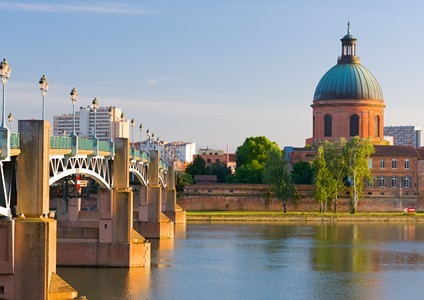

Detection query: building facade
(384, 125), (421, 148)
(53, 106), (130, 141)
(195, 147), (236, 173)
(285, 24), (424, 210)
(306, 23), (386, 145)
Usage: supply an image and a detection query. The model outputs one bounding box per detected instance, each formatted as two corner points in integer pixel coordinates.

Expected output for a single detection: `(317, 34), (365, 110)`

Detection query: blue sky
(1, 1), (424, 151)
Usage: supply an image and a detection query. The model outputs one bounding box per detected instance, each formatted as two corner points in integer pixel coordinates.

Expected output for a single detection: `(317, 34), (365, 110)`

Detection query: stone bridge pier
(57, 138), (150, 267)
(134, 150), (174, 239)
(0, 120), (78, 299)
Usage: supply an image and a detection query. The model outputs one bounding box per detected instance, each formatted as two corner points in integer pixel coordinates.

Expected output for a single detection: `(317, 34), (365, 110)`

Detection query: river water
(58, 222), (424, 299)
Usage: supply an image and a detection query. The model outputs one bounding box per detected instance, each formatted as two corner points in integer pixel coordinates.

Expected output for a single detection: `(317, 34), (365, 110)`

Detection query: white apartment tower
(53, 106), (130, 141)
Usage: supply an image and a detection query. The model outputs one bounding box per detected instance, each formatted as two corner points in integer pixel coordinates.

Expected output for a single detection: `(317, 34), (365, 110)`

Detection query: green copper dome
(313, 63), (383, 101)
(313, 23), (384, 101)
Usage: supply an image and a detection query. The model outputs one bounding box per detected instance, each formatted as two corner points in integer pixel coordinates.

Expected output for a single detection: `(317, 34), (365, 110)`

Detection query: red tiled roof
(373, 145), (418, 157)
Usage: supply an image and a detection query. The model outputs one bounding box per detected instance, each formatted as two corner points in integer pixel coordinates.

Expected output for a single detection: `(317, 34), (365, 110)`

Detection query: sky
(1, 1), (424, 152)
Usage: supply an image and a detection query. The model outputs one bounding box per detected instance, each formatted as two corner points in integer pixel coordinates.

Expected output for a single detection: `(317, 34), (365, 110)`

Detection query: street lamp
(39, 75), (49, 120)
(108, 106), (113, 142)
(120, 112), (124, 137)
(139, 124), (143, 150)
(0, 59), (11, 128)
(130, 118), (135, 148)
(92, 97), (98, 138)
(7, 112), (14, 131)
(70, 87), (78, 136)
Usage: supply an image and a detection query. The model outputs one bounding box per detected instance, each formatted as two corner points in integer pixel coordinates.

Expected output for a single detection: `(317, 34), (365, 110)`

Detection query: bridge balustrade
(10, 132), (20, 149)
(50, 136), (72, 149)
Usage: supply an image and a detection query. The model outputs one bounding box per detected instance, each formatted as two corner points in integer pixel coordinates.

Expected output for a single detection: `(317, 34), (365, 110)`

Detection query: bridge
(0, 120), (185, 299)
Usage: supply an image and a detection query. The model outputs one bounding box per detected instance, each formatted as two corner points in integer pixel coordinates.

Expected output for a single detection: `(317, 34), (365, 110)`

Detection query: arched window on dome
(324, 115), (332, 137)
(350, 114), (359, 137)
(374, 115), (380, 137)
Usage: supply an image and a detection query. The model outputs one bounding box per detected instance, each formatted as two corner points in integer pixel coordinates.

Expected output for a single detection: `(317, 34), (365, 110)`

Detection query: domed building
(306, 23), (386, 145)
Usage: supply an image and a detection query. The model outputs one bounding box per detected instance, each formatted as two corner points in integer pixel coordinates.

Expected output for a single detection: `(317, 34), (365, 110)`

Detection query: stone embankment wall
(178, 184), (422, 212)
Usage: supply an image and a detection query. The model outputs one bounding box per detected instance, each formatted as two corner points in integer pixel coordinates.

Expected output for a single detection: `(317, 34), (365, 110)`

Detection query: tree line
(178, 136), (374, 214)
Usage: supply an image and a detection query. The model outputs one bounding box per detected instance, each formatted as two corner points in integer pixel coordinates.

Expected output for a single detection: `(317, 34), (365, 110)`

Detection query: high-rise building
(384, 126), (421, 148)
(53, 106), (130, 141)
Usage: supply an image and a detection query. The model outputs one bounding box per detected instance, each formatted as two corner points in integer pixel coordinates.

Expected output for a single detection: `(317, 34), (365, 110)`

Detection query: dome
(313, 63), (383, 101)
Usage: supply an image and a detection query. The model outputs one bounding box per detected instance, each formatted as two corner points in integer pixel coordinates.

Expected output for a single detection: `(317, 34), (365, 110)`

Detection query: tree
(311, 146), (334, 213)
(343, 137), (374, 214)
(185, 156), (206, 180)
(321, 140), (347, 213)
(234, 160), (263, 183)
(291, 161), (313, 184)
(175, 171), (193, 198)
(235, 136), (279, 183)
(263, 148), (294, 213)
(236, 136), (277, 168)
(205, 162), (232, 183)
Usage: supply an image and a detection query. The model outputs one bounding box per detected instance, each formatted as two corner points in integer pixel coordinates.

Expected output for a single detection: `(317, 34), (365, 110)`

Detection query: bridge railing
(50, 136), (113, 155)
(77, 137), (94, 150)
(50, 136), (72, 149)
(130, 147), (149, 162)
(10, 132), (20, 149)
(160, 159), (168, 169)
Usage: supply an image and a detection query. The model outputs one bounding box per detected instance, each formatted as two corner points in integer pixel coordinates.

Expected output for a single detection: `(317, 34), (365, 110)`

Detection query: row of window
(324, 115), (380, 137)
(367, 176), (412, 188)
(377, 159), (410, 170)
(323, 114), (380, 137)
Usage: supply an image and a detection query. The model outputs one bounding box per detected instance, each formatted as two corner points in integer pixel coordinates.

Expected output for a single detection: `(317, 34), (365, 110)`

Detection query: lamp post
(139, 123), (143, 150)
(92, 97), (98, 138)
(131, 118), (135, 148)
(70, 87), (78, 136)
(0, 59), (11, 128)
(39, 75), (49, 120)
(108, 106), (113, 142)
(120, 112), (124, 137)
(7, 113), (13, 131)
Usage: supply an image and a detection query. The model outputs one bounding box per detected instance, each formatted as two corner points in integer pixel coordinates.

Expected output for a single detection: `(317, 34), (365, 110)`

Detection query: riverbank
(186, 211), (424, 222)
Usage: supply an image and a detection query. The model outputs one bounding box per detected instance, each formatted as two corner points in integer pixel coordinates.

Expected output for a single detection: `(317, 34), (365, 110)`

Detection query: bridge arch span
(49, 168), (110, 189)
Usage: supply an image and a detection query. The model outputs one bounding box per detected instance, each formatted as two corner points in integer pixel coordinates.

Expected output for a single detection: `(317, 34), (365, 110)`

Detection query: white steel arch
(49, 155), (112, 189)
(129, 160), (149, 186)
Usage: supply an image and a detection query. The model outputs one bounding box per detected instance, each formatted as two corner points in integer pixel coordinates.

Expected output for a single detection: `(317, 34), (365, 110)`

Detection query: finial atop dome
(347, 21), (351, 34)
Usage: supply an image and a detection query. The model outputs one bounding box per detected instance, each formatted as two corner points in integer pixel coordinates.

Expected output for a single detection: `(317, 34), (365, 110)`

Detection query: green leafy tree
(343, 137), (374, 214)
(235, 136), (279, 183)
(185, 156), (206, 180)
(234, 160), (263, 183)
(291, 161), (313, 184)
(175, 171), (193, 198)
(311, 146), (334, 213)
(321, 140), (347, 213)
(205, 163), (232, 183)
(263, 148), (294, 213)
(236, 136), (277, 168)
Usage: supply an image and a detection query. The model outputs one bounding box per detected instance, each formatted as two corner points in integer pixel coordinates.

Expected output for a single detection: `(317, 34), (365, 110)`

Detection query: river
(58, 222), (424, 299)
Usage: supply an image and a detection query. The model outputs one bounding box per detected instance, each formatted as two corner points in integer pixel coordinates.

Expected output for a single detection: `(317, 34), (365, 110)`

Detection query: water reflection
(58, 266), (151, 299)
(58, 223), (424, 299)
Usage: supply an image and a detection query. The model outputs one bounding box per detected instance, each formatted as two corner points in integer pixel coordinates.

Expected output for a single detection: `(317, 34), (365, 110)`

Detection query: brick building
(286, 24), (424, 210)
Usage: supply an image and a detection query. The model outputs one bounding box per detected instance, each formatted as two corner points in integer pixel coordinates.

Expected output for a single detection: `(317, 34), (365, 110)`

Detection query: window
(403, 177), (410, 188)
(379, 177), (385, 187)
(324, 115), (332, 137)
(374, 115), (380, 137)
(405, 159), (410, 169)
(391, 176), (397, 188)
(215, 159), (220, 163)
(350, 115), (359, 136)
(367, 178), (373, 187)
(207, 159), (211, 163)
(380, 159), (385, 169)
(392, 159), (397, 169)
(368, 159), (373, 169)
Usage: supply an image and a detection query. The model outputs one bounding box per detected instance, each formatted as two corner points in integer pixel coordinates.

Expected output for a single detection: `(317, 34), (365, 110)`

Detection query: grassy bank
(186, 211), (424, 222)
